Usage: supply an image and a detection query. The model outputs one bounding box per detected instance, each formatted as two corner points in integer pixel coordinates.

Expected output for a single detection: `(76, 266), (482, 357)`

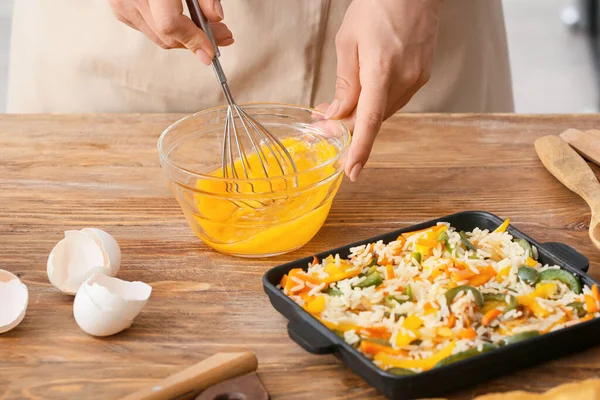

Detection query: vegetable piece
(452, 269), (476, 282)
(385, 264), (395, 280)
(514, 238), (533, 257)
(386, 295), (407, 307)
(403, 315), (424, 330)
(459, 231), (476, 251)
(525, 257), (538, 267)
(437, 327), (453, 337)
(411, 252), (422, 264)
(469, 254), (479, 260)
(283, 269), (322, 294)
(362, 337), (391, 347)
(445, 285), (484, 308)
(500, 331), (540, 346)
(386, 367), (416, 376)
(517, 266), (540, 285)
(483, 293), (517, 314)
(360, 341), (392, 356)
(497, 267), (511, 282)
(504, 295), (518, 314)
(447, 314), (457, 328)
(353, 272), (383, 289)
(405, 285), (413, 301)
(539, 269), (582, 294)
(410, 339), (423, 345)
(375, 342), (456, 371)
(459, 327), (477, 339)
(468, 266), (497, 287)
(333, 329), (345, 339)
(437, 230), (449, 244)
(567, 302), (587, 318)
(323, 287), (343, 296)
(534, 283), (557, 298)
(578, 314), (594, 323)
(481, 309), (502, 326)
(435, 344), (496, 368)
(593, 284), (600, 302)
(280, 274), (288, 288)
(312, 256), (319, 266)
(494, 218), (510, 233)
(304, 295), (325, 314)
(585, 294), (598, 313)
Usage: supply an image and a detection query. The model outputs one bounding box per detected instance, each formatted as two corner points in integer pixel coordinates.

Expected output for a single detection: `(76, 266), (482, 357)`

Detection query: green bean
(500, 331), (540, 346)
(459, 231), (477, 251)
(353, 272), (383, 289)
(435, 344), (496, 367)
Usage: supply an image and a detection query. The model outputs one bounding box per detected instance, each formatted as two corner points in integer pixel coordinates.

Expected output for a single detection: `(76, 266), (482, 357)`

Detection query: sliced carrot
(579, 314), (594, 323)
(393, 236), (407, 256)
(360, 341), (408, 357)
(468, 266), (497, 287)
(379, 255), (393, 265)
(280, 274), (288, 288)
(558, 304), (573, 319)
(452, 269), (476, 282)
(386, 264), (395, 279)
(284, 268), (322, 294)
(459, 327), (477, 339)
(362, 326), (392, 340)
(311, 256), (319, 266)
(593, 284), (600, 302)
(447, 314), (457, 328)
(585, 294), (599, 314)
(482, 309), (502, 326)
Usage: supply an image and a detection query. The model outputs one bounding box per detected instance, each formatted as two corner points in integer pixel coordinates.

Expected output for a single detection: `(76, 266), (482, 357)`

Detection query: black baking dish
(262, 211), (600, 400)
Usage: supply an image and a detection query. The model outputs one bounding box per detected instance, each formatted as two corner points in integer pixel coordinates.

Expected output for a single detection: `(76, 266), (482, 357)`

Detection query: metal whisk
(186, 1), (298, 188)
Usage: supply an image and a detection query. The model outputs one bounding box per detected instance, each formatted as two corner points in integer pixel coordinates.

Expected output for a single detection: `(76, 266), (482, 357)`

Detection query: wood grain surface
(1, 114), (600, 400)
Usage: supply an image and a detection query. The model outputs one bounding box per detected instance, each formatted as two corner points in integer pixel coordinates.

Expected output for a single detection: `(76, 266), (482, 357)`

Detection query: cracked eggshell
(73, 273), (152, 337)
(0, 269), (28, 334)
(47, 229), (121, 295)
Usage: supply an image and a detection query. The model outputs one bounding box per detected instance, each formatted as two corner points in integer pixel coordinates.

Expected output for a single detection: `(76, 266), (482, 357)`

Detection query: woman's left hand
(319, 0), (443, 182)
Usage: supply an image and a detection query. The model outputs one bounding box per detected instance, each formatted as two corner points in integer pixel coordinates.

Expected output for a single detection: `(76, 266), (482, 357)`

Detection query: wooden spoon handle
(560, 129), (600, 167)
(535, 135), (600, 207)
(119, 352), (258, 400)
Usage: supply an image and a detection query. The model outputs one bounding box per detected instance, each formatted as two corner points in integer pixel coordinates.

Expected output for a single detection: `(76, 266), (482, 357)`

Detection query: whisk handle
(185, 0), (220, 58)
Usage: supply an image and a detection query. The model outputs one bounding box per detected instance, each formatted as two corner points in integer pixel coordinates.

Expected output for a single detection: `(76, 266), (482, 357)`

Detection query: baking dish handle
(542, 242), (589, 273)
(287, 322), (336, 355)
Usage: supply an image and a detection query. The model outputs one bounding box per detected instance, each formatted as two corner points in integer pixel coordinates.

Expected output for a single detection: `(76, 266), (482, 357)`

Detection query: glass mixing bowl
(158, 103), (351, 257)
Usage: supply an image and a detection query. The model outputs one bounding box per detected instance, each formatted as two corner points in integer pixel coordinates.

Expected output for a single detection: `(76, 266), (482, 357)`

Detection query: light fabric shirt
(7, 0), (514, 113)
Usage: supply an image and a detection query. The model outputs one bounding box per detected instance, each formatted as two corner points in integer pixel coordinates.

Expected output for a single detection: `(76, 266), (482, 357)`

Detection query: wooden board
(1, 113), (600, 400)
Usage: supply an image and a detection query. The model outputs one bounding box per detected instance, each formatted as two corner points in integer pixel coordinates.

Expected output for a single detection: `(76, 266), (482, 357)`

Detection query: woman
(7, 0), (513, 181)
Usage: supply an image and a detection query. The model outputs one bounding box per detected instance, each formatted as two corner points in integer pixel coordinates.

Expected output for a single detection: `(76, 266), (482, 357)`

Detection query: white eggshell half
(0, 269), (29, 334)
(80, 228), (121, 277)
(73, 273), (152, 337)
(47, 229), (120, 295)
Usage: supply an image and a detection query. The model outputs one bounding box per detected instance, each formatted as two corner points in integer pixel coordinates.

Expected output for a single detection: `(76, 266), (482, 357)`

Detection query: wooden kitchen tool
(560, 129), (600, 167)
(535, 135), (600, 251)
(119, 352), (261, 400)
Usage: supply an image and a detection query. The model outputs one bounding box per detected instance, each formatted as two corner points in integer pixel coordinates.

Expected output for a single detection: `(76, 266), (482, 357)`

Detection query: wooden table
(2, 114), (600, 400)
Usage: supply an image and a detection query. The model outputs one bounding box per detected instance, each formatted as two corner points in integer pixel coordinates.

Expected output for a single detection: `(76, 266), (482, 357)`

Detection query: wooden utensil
(119, 352), (258, 400)
(535, 135), (600, 251)
(560, 129), (600, 167)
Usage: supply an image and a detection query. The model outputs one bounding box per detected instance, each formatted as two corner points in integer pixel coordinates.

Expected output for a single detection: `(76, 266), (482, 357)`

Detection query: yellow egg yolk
(186, 137), (342, 256)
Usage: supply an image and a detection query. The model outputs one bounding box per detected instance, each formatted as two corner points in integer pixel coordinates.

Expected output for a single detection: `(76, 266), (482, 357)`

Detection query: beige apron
(7, 0), (514, 113)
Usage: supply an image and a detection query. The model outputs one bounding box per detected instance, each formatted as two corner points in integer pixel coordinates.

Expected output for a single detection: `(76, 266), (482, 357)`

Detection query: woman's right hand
(108, 0), (234, 65)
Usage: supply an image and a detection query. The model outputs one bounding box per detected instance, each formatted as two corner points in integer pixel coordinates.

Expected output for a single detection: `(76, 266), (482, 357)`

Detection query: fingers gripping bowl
(158, 104), (351, 257)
